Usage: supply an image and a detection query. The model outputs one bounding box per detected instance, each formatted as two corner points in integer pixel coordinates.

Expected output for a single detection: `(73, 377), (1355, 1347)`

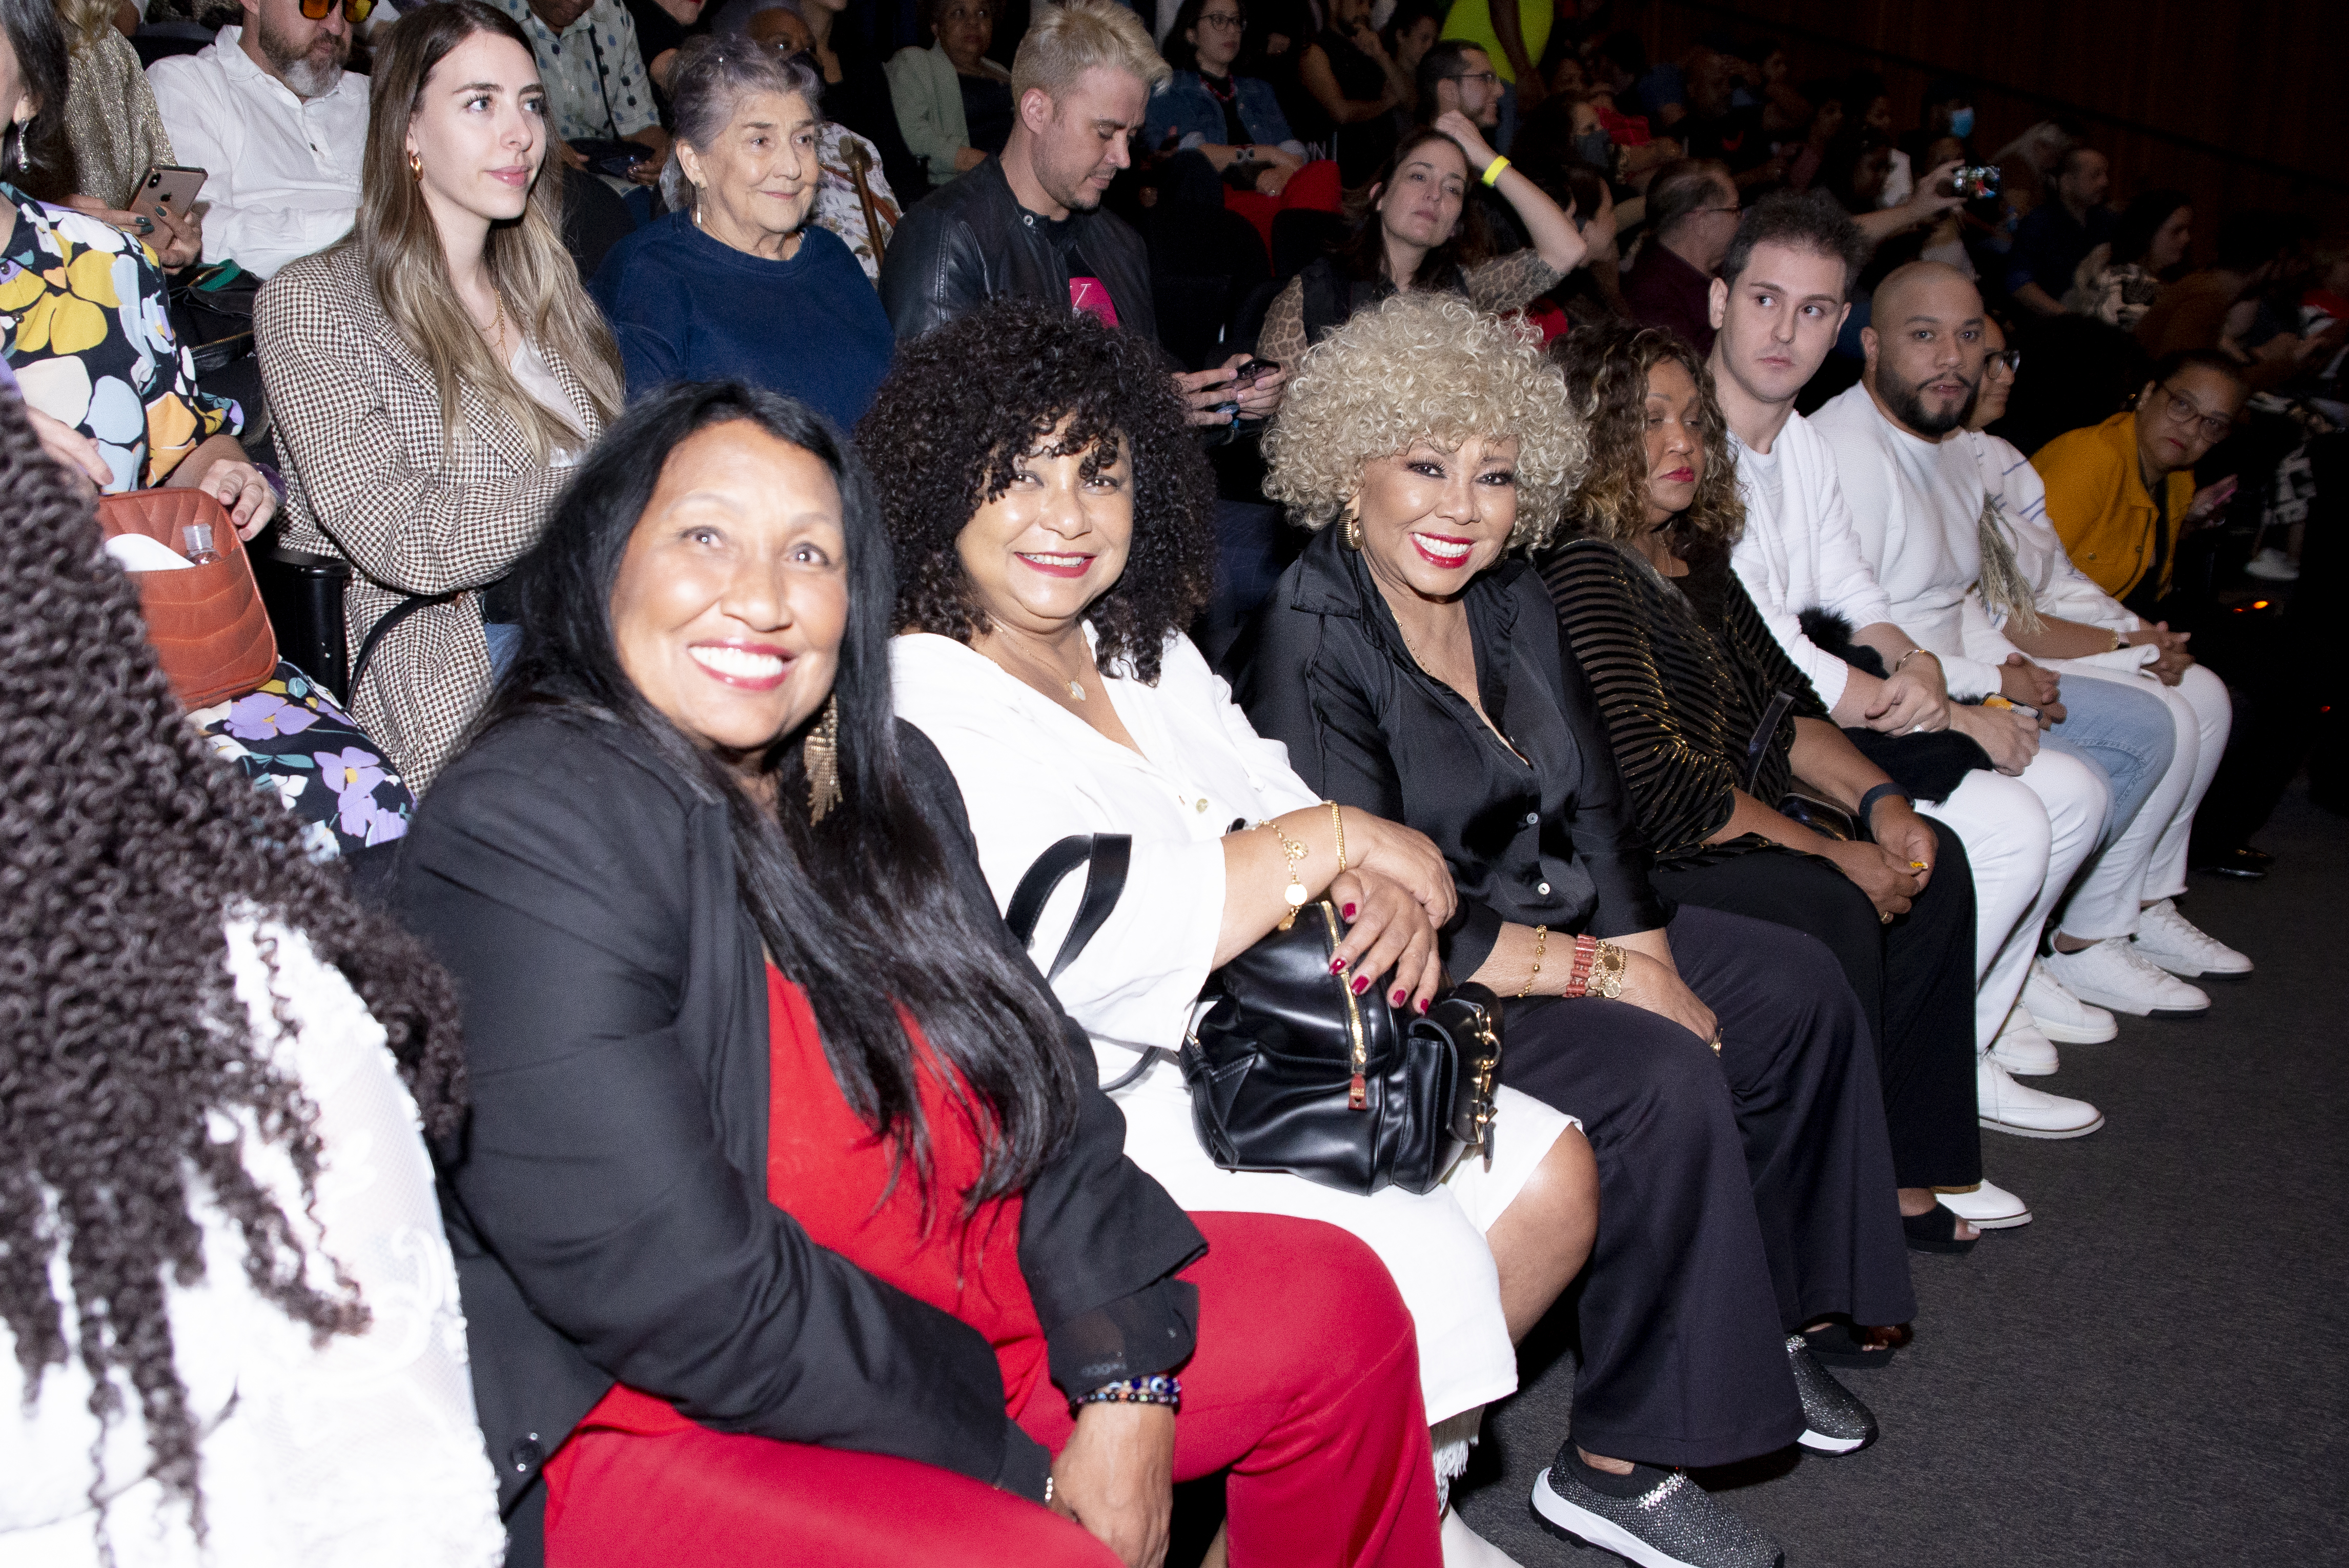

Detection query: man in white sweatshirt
(1812, 260), (2233, 1021)
(1705, 194), (2102, 1186)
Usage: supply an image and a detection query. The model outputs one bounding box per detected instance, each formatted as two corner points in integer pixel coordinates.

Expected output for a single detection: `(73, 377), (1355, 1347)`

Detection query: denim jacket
(1146, 70), (1303, 155)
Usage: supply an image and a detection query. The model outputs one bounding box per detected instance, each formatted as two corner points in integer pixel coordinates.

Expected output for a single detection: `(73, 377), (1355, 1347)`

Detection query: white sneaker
(2041, 938), (2211, 1017)
(2131, 898), (2253, 980)
(1977, 1054), (2105, 1139)
(1441, 1506), (1526, 1567)
(1935, 1177), (2033, 1229)
(2244, 546), (2300, 581)
(1989, 1007), (2059, 1075)
(2022, 958), (2118, 1043)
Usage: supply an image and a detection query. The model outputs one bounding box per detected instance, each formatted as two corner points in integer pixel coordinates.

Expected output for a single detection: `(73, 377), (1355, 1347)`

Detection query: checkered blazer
(257, 244), (606, 791)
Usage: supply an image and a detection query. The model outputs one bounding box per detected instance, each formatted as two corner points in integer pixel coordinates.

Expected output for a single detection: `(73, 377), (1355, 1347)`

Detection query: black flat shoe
(1803, 1320), (1895, 1368)
(1903, 1203), (1979, 1255)
(2193, 847), (2270, 880)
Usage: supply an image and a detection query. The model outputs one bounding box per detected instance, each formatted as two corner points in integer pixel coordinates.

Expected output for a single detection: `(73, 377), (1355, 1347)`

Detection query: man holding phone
(148, 0), (372, 279)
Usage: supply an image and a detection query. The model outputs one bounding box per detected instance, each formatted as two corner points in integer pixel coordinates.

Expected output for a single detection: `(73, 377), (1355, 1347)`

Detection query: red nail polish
(1352, 975), (1371, 995)
(1342, 903), (1358, 919)
(1417, 998), (1429, 1014)
(1330, 958), (1347, 975)
(1392, 989), (1407, 1006)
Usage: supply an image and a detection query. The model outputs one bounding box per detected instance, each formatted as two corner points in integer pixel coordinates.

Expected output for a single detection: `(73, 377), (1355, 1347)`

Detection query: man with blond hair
(882, 0), (1285, 425)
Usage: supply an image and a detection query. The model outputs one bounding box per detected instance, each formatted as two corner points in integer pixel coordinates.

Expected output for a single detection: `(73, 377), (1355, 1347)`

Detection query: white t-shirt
(1811, 384), (2023, 700)
(1726, 409), (1898, 710)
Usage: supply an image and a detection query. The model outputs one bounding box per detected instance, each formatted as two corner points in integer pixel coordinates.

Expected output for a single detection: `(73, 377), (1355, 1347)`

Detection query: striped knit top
(1535, 536), (1830, 859)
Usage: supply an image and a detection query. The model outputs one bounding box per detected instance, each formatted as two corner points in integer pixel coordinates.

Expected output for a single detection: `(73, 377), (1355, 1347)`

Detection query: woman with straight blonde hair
(257, 0), (623, 789)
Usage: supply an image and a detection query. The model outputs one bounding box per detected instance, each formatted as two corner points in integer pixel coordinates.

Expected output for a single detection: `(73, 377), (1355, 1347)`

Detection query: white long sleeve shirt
(1960, 429), (2139, 634)
(2, 919), (504, 1567)
(1811, 383), (2028, 701)
(147, 31), (368, 279)
(1726, 409), (1898, 710)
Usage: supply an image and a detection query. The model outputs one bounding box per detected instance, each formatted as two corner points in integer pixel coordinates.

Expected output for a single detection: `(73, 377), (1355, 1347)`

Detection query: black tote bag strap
(1006, 833), (1132, 984)
(1741, 690), (1799, 793)
(350, 589), (461, 691)
(1006, 834), (1161, 1092)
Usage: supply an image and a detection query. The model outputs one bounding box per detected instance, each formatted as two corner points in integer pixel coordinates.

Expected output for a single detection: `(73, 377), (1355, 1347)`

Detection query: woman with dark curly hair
(872, 297), (1602, 1565)
(399, 377), (1446, 1568)
(0, 392), (497, 1562)
(1536, 321), (1996, 1254)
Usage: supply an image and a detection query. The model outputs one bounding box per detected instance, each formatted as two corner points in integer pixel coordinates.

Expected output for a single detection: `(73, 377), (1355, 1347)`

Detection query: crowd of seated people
(6, 0), (2338, 1565)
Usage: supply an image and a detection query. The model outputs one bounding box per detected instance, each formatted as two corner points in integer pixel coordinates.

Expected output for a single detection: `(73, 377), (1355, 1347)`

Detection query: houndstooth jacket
(257, 243), (606, 791)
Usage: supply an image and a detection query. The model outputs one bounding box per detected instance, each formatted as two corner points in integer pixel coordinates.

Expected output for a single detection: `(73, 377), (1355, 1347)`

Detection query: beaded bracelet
(1070, 1374), (1183, 1420)
(1518, 923), (1549, 997)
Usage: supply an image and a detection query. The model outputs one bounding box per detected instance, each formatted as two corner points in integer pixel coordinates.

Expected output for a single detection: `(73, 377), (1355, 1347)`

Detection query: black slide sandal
(1904, 1202), (1980, 1256)
(1803, 1320), (1896, 1368)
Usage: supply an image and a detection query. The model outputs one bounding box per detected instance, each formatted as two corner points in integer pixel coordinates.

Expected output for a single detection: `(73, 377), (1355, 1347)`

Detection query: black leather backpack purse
(1007, 834), (1503, 1197)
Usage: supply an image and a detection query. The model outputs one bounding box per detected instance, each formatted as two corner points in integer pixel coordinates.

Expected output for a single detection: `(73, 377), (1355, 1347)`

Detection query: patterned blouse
(1537, 536), (1829, 858)
(1256, 247), (1563, 367)
(0, 184), (239, 492)
(814, 123), (901, 284)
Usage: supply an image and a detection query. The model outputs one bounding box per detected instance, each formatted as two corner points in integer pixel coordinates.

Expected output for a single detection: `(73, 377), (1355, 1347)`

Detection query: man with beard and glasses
(148, 0), (370, 279)
(881, 0), (1289, 430)
(1813, 262), (2233, 1028)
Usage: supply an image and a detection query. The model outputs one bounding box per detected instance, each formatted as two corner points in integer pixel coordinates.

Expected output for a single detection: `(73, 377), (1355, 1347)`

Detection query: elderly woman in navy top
(1147, 0), (1306, 197)
(589, 40), (892, 429)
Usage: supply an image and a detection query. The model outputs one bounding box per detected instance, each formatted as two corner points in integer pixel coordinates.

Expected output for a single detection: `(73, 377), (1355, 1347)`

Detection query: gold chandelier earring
(804, 696), (841, 823)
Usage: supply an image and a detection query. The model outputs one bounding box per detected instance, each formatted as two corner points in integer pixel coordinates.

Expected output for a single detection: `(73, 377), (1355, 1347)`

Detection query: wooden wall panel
(1615, 0), (2347, 253)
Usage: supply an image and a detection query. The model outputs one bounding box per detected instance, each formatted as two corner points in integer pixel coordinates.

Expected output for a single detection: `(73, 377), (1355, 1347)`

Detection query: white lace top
(0, 919), (505, 1567)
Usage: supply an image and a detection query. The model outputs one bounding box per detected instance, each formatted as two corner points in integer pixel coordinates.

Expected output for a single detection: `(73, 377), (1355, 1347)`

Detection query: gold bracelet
(1328, 800), (1347, 874)
(1586, 940), (1628, 1000)
(1519, 924), (1549, 997)
(2110, 629), (2129, 653)
(1262, 820), (1309, 929)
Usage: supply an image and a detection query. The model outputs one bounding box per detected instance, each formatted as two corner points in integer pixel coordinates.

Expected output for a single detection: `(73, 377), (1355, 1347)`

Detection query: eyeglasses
(2155, 382), (2233, 442)
(1450, 69), (1501, 86)
(938, 3), (992, 23)
(1197, 11), (1248, 29)
(298, 0), (374, 21)
(1986, 349), (2023, 376)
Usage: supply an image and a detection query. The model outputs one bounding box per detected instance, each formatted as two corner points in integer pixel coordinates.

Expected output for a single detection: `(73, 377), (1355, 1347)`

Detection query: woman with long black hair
(0, 390), (498, 1562)
(397, 380), (1444, 1567)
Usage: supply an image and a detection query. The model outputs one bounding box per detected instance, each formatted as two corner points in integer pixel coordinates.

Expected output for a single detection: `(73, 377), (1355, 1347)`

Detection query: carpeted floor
(1452, 782), (2349, 1567)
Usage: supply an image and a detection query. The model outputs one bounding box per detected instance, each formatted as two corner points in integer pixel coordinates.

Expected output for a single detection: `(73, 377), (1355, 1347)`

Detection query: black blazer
(1222, 527), (1668, 980)
(879, 156), (1156, 343)
(398, 707), (1204, 1539)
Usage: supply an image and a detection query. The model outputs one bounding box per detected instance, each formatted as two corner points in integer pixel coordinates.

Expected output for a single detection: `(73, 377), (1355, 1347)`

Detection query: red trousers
(543, 1212), (1441, 1568)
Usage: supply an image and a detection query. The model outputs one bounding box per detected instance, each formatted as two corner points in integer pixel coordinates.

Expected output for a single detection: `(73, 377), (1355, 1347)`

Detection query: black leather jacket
(399, 707), (1203, 1559)
(880, 156), (1156, 342)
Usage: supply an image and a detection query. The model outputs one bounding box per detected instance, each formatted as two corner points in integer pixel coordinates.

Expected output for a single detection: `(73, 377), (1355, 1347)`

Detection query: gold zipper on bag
(1322, 903), (1370, 1110)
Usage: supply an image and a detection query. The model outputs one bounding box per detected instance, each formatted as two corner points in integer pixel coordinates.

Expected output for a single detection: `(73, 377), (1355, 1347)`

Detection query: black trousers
(1647, 830), (1982, 1191)
(1500, 905), (1914, 1469)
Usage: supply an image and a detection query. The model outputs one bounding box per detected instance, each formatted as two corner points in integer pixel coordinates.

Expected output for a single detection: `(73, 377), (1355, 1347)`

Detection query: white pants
(1918, 752), (2108, 1051)
(2054, 660), (2232, 907)
(1100, 1045), (1577, 1423)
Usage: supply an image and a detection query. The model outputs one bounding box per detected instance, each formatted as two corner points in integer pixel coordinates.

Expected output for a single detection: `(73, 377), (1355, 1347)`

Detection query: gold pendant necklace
(1066, 679), (1086, 702)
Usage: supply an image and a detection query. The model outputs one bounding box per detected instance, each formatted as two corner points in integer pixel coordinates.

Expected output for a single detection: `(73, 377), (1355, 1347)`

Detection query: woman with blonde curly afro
(1228, 292), (1916, 1568)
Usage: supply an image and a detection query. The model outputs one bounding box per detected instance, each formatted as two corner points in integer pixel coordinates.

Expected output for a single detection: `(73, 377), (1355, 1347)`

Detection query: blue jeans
(2040, 673), (2176, 850)
(483, 620), (522, 681)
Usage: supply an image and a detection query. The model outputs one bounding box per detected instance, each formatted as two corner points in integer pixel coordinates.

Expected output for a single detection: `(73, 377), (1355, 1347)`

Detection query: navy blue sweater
(590, 212), (894, 431)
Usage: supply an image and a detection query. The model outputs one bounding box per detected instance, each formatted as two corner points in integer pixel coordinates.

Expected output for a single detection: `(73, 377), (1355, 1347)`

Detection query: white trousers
(2053, 660), (2232, 907)
(1918, 751), (2108, 1051)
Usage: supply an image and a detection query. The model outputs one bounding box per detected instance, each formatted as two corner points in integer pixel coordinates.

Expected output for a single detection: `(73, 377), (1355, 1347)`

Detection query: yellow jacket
(2031, 412), (2194, 602)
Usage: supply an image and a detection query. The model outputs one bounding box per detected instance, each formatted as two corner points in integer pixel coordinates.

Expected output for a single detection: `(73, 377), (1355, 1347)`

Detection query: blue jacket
(1146, 71), (1301, 154)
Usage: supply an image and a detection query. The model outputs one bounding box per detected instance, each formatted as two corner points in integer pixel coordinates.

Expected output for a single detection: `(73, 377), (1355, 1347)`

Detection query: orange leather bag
(96, 487), (278, 711)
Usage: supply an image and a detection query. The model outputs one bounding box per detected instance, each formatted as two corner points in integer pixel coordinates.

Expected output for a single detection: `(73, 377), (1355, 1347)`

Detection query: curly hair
(1263, 291), (1586, 549)
(1551, 319), (1744, 555)
(0, 392), (467, 1532)
(857, 298), (1217, 684)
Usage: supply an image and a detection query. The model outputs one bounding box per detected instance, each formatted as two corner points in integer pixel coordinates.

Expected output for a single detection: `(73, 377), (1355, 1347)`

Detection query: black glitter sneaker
(1787, 1334), (1879, 1455)
(1530, 1453), (1783, 1568)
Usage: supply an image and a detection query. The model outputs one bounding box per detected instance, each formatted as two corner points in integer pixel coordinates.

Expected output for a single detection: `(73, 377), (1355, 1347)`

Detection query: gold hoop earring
(804, 695), (841, 823)
(407, 149), (422, 181)
(1342, 501), (1363, 551)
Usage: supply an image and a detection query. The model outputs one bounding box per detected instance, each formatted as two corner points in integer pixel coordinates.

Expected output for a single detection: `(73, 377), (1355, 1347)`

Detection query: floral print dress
(191, 663), (417, 860)
(0, 181), (239, 492)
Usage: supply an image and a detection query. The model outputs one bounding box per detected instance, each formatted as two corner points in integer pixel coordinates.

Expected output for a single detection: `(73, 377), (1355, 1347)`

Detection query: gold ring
(1908, 860), (1928, 871)
(1708, 1036), (1723, 1054)
(1880, 910), (1894, 924)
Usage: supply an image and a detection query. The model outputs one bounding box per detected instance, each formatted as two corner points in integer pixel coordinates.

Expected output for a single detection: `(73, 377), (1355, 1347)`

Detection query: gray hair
(658, 36), (825, 211)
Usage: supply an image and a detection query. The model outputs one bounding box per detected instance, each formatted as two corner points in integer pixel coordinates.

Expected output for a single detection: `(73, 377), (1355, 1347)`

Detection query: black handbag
(1007, 834), (1503, 1198)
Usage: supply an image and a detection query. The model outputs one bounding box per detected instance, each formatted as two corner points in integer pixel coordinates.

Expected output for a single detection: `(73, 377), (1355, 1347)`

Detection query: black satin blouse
(1223, 526), (1668, 980)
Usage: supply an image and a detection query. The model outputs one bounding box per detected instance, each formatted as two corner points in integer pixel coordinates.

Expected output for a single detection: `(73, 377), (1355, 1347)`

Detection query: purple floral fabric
(192, 662), (415, 859)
